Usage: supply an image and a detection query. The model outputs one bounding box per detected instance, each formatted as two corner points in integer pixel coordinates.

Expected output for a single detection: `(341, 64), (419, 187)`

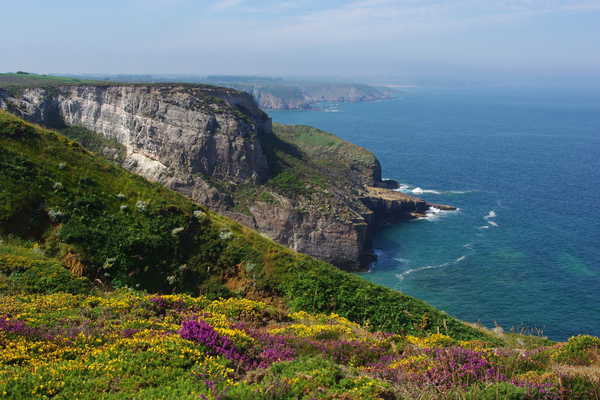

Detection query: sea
(270, 86), (600, 341)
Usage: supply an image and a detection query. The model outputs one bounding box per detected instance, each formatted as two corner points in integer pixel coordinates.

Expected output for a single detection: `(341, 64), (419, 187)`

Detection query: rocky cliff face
(0, 84), (433, 270)
(1, 85), (271, 207)
(215, 82), (396, 110)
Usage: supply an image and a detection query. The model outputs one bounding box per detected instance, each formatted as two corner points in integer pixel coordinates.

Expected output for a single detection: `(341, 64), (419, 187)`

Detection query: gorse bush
(552, 335), (600, 365)
(0, 284), (599, 398)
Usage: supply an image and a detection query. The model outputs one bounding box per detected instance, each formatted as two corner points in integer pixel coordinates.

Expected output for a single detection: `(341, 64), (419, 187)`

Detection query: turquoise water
(270, 87), (600, 341)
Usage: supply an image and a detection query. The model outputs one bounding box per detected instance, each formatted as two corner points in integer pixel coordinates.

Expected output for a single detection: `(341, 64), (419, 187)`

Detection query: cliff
(45, 74), (398, 110)
(212, 81), (397, 110)
(0, 76), (435, 270)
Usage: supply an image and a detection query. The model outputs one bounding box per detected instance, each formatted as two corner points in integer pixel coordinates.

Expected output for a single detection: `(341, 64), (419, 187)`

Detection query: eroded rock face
(0, 84), (430, 270)
(2, 85), (270, 185)
(248, 200), (370, 270)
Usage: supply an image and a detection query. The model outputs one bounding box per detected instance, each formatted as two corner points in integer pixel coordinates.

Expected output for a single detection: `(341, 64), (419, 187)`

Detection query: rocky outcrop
(0, 84), (438, 270)
(362, 187), (430, 222)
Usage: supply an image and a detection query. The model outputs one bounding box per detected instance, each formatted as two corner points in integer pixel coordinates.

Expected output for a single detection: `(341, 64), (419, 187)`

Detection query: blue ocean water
(270, 87), (600, 341)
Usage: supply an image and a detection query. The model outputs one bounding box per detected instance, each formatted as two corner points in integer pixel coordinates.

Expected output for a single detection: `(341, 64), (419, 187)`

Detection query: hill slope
(2, 239), (598, 399)
(0, 110), (484, 340)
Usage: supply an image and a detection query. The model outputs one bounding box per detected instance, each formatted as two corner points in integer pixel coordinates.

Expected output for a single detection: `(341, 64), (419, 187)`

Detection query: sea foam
(484, 210), (497, 219)
(421, 206), (460, 222)
(394, 183), (472, 196)
(396, 255), (468, 281)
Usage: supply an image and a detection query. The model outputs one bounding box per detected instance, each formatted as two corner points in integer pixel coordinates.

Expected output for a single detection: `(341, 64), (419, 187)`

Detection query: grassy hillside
(1, 243), (599, 399)
(0, 110), (488, 340)
(229, 123), (381, 222)
(2, 112), (600, 399)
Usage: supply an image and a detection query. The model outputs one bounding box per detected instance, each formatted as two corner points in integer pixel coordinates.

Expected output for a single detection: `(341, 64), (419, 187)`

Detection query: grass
(59, 126), (126, 163)
(217, 123), (380, 225)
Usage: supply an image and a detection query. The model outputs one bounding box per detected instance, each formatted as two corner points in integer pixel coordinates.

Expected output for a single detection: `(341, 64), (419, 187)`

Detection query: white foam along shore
(419, 205), (460, 221)
(391, 182), (475, 196)
(396, 255), (468, 281)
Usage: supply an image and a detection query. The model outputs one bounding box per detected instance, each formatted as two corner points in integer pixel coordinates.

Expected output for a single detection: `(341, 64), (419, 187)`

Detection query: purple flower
(0, 315), (39, 337)
(424, 347), (504, 388)
(149, 296), (187, 312)
(121, 328), (140, 338)
(179, 319), (246, 363)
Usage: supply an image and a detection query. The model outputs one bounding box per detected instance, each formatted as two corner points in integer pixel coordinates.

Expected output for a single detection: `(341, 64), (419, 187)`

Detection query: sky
(2, 0), (600, 85)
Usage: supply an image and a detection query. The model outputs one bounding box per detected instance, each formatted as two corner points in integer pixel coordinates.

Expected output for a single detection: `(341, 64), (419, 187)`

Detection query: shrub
(179, 319), (246, 363)
(205, 298), (277, 323)
(468, 382), (527, 400)
(7, 262), (90, 294)
(407, 333), (456, 348)
(552, 335), (600, 365)
(269, 323), (354, 340)
(0, 252), (90, 294)
(424, 347), (503, 388)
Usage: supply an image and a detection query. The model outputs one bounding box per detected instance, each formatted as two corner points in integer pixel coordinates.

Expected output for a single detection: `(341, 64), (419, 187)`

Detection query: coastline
(359, 180), (457, 271)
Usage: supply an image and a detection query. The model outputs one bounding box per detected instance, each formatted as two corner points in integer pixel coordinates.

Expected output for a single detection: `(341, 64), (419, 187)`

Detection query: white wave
(463, 242), (474, 249)
(393, 257), (410, 264)
(411, 187), (441, 195)
(478, 225), (490, 230)
(421, 206), (459, 222)
(484, 210), (497, 219)
(394, 184), (411, 192)
(488, 221), (499, 227)
(447, 190), (475, 194)
(424, 206), (443, 221)
(396, 255), (468, 280)
(394, 184), (472, 196)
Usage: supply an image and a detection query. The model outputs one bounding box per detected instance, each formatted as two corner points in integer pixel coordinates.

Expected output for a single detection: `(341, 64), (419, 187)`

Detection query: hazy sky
(3, 0), (600, 84)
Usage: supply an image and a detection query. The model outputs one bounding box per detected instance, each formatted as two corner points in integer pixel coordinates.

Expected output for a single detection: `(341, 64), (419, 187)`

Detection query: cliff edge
(0, 75), (442, 270)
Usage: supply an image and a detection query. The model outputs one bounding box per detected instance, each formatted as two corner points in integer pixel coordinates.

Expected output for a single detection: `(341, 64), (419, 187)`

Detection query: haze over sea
(271, 86), (600, 341)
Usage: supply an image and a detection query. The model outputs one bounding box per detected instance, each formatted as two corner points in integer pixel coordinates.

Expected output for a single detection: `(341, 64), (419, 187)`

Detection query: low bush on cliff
(59, 126), (126, 163)
(1, 110), (489, 341)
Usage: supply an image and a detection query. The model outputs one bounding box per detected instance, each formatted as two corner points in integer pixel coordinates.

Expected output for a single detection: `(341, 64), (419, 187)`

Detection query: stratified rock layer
(1, 85), (434, 270)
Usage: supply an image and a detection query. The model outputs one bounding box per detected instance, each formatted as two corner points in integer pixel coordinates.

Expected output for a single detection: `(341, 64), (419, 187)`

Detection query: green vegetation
(0, 238), (90, 294)
(1, 111), (600, 399)
(267, 123), (378, 182)
(230, 123), (379, 221)
(0, 272), (598, 399)
(0, 72), (227, 92)
(58, 126), (126, 163)
(0, 110), (489, 340)
(0, 72), (94, 89)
